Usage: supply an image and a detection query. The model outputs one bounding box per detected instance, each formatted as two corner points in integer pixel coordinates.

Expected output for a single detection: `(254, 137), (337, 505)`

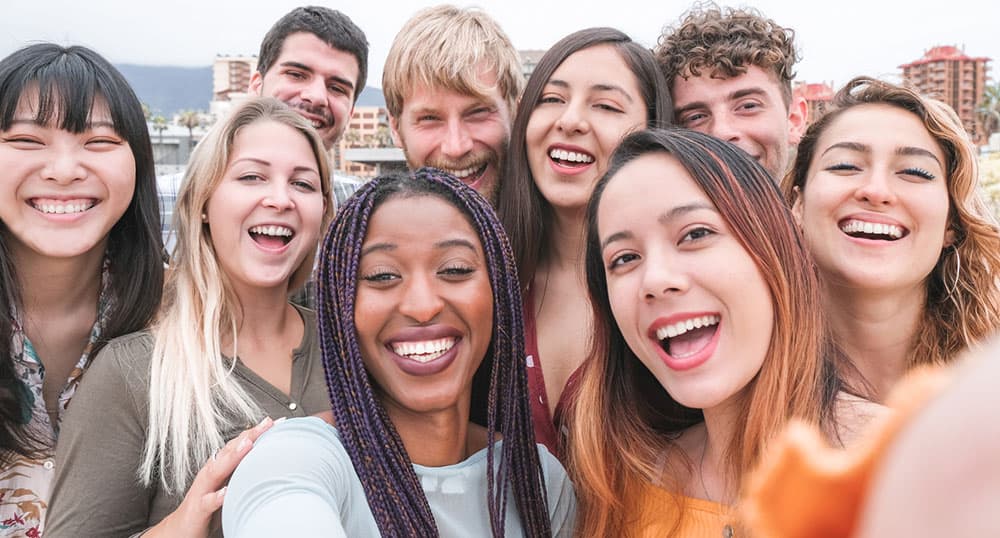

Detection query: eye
(538, 95), (564, 106)
(238, 173), (265, 182)
(679, 112), (707, 126)
(2, 136), (43, 146)
(901, 167), (936, 180)
(439, 262), (476, 280)
(824, 162), (861, 173)
(327, 83), (348, 96)
(85, 136), (123, 147)
(285, 70), (306, 80)
(292, 178), (318, 191)
(736, 101), (762, 112)
(607, 251), (640, 270)
(361, 270), (400, 283)
(467, 107), (492, 120)
(595, 102), (624, 113)
(680, 226), (714, 243)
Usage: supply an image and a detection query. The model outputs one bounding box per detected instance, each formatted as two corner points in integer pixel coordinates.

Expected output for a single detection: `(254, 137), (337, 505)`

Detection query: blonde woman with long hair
(786, 77), (1000, 402)
(46, 97), (333, 537)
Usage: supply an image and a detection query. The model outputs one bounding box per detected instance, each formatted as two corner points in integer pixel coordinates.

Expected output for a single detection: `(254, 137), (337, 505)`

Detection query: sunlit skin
(205, 120), (326, 299)
(526, 44), (647, 215)
(672, 65), (807, 181)
(249, 32), (359, 149)
(390, 70), (511, 204)
(354, 195), (494, 465)
(0, 92), (135, 262)
(792, 103), (952, 400)
(597, 152), (774, 503)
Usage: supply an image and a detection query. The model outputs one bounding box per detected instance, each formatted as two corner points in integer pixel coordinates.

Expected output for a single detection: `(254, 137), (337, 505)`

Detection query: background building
(901, 45), (991, 144)
(210, 55), (257, 117)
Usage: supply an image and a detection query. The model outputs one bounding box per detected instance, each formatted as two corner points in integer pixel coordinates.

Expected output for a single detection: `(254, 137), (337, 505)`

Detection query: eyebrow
(10, 118), (116, 129)
(280, 61), (355, 91)
(821, 141), (943, 167)
(230, 157), (318, 174)
(546, 79), (635, 102)
(600, 202), (716, 249)
(360, 237), (479, 258)
(674, 87), (769, 116)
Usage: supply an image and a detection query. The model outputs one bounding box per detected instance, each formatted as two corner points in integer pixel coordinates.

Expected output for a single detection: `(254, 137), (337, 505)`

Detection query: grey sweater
(44, 305), (329, 538)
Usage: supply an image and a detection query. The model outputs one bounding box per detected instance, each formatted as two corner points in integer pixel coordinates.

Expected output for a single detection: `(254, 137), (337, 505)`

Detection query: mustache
(424, 151), (499, 172)
(285, 100), (334, 127)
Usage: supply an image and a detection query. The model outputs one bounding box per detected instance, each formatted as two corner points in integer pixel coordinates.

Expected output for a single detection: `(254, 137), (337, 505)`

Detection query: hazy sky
(2, 0), (997, 91)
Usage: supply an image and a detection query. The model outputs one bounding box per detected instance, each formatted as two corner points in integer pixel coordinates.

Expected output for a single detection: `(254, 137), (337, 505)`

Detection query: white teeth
(548, 148), (595, 164)
(444, 164), (484, 179)
(34, 201), (95, 215)
(391, 337), (457, 363)
(839, 219), (903, 239)
(249, 225), (293, 237)
(311, 120), (323, 129)
(655, 315), (720, 342)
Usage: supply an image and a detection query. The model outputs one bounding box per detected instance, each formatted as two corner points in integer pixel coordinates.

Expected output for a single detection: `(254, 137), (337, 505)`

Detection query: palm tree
(344, 128), (361, 148)
(152, 115), (168, 163)
(177, 110), (201, 149)
(977, 82), (1000, 139)
(374, 125), (394, 148)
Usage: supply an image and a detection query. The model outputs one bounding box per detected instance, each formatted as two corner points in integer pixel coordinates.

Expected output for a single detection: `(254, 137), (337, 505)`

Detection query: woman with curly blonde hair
(786, 76), (1000, 402)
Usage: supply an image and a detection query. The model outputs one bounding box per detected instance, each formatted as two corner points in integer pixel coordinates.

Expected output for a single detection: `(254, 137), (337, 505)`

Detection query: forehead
(10, 85), (113, 126)
(401, 66), (507, 113)
(599, 153), (709, 224)
(365, 194), (480, 245)
(269, 32), (359, 77)
(816, 103), (945, 162)
(671, 65), (785, 108)
(550, 44), (638, 88)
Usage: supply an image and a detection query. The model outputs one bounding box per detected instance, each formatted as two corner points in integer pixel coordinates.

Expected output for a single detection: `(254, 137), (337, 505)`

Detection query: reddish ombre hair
(570, 128), (840, 536)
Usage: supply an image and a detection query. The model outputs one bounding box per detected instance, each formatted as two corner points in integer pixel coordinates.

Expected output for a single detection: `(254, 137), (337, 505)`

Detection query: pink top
(523, 286), (584, 461)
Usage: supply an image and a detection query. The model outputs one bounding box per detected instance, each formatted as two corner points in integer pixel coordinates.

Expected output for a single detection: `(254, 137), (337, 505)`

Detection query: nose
(555, 101), (590, 135)
(299, 76), (327, 106)
(397, 273), (444, 323)
(707, 112), (741, 144)
(854, 167), (897, 206)
(43, 147), (87, 184)
(640, 253), (689, 300)
(440, 118), (473, 159)
(262, 181), (295, 211)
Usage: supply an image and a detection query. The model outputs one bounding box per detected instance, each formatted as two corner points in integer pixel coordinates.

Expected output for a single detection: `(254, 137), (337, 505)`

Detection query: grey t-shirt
(45, 305), (328, 538)
(222, 417), (577, 537)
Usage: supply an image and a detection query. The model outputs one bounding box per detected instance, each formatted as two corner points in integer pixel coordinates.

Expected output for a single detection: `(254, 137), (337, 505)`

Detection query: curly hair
(787, 76), (1000, 370)
(655, 3), (798, 104)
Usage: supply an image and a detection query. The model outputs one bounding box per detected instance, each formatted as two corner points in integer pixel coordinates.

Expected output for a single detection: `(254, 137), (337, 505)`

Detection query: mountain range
(115, 64), (385, 117)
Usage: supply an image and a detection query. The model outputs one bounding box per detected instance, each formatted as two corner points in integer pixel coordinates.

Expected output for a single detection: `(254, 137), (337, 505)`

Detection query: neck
(698, 399), (741, 504)
(12, 239), (105, 316)
(225, 282), (295, 352)
(544, 205), (587, 269)
(825, 281), (925, 402)
(387, 399), (473, 468)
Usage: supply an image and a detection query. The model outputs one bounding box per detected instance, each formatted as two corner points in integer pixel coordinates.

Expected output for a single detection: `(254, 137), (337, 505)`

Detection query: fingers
(191, 416), (277, 497)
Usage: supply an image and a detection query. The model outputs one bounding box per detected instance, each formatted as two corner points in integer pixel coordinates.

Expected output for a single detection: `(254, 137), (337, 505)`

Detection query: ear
(787, 95), (808, 146)
(248, 71), (264, 96)
(790, 185), (804, 227)
(389, 115), (403, 148)
(943, 227), (957, 248)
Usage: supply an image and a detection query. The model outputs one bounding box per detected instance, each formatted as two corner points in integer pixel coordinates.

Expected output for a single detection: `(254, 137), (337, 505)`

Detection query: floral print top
(0, 267), (109, 537)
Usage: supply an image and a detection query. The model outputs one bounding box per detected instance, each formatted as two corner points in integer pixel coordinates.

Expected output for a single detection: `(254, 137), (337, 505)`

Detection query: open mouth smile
(248, 224), (294, 248)
(29, 198), (97, 215)
(839, 218), (907, 241)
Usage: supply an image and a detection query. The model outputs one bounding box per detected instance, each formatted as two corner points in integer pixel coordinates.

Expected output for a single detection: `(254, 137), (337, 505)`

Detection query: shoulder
(84, 330), (155, 387)
(535, 444), (578, 534)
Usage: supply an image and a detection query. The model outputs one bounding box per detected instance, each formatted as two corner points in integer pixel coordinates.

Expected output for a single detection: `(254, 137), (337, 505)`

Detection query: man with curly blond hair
(383, 5), (523, 204)
(655, 5), (807, 180)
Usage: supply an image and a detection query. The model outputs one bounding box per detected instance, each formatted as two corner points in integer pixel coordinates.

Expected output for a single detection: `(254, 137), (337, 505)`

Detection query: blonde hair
(140, 97), (332, 493)
(382, 4), (523, 119)
(788, 77), (1000, 370)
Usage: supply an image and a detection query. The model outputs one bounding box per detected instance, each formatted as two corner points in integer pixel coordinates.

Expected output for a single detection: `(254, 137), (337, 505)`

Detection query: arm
(46, 336), (155, 538)
(539, 447), (578, 538)
(222, 417), (350, 538)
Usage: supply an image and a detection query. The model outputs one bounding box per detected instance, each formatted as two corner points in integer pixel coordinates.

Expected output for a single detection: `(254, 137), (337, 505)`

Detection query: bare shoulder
(833, 391), (888, 447)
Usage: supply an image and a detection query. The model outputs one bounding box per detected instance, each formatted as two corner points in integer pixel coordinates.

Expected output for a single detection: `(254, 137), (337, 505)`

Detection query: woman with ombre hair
(570, 128), (875, 537)
(786, 76), (1000, 402)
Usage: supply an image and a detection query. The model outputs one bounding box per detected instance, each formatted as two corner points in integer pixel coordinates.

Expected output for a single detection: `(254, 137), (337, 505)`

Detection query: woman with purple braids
(222, 168), (576, 537)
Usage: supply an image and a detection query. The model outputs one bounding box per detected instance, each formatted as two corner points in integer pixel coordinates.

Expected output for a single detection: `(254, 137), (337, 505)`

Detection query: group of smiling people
(2, 3), (999, 538)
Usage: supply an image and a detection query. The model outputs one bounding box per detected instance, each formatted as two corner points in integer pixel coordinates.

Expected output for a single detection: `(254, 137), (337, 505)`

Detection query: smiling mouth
(839, 219), (906, 241)
(654, 315), (720, 358)
(30, 199), (97, 215)
(548, 148), (595, 168)
(248, 225), (294, 248)
(442, 163), (488, 184)
(391, 337), (457, 363)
